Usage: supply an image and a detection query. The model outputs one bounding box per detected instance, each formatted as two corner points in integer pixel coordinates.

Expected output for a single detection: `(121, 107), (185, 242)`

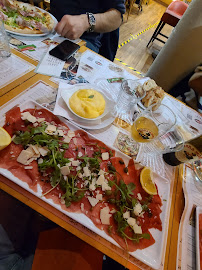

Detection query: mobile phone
(49, 40), (80, 61)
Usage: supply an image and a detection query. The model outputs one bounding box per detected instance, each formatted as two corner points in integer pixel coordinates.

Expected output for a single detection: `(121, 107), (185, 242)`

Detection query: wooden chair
(146, 0), (188, 47)
(32, 227), (104, 270)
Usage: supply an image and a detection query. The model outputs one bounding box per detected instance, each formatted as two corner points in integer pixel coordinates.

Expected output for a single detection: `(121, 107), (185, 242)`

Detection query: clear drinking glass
(113, 79), (146, 124)
(131, 104), (177, 143)
(0, 20), (11, 57)
(0, 20), (11, 71)
(152, 127), (185, 154)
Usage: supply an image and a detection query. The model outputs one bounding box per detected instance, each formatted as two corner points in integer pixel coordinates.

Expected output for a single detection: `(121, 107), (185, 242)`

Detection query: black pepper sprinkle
(119, 160), (124, 165)
(147, 208), (152, 218)
(6, 122), (10, 126)
(124, 167), (128, 173)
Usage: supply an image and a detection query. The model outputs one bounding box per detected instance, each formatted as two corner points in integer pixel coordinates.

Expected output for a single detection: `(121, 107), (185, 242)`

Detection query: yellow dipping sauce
(69, 89), (106, 119)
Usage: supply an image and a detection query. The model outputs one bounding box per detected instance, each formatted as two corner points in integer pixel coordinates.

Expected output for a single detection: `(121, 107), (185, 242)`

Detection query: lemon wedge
(140, 167), (157, 195)
(0, 127), (12, 150)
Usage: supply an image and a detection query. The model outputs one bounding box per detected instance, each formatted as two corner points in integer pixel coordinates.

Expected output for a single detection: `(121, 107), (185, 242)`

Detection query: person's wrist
(80, 14), (90, 32)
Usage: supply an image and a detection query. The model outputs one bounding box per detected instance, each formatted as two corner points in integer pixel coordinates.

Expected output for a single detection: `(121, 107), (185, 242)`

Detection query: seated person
(189, 65), (202, 113)
(50, 0), (125, 61)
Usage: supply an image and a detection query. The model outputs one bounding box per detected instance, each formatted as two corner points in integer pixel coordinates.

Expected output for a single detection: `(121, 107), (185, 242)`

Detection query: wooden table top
(0, 46), (186, 270)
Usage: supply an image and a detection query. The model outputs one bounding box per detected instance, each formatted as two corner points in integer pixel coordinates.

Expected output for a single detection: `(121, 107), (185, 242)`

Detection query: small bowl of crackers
(138, 79), (165, 111)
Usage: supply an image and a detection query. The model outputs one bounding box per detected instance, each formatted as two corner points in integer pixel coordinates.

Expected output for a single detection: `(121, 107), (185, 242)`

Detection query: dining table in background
(0, 42), (201, 270)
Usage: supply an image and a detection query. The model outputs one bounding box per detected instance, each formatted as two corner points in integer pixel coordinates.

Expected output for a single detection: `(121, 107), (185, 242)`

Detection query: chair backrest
(161, 0), (189, 26)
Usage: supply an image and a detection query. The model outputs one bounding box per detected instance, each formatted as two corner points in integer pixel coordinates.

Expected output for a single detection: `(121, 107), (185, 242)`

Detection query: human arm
(55, 8), (122, 40)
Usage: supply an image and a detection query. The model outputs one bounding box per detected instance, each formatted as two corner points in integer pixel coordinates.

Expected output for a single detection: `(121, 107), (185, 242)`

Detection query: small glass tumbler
(113, 79), (146, 124)
(131, 104), (177, 144)
(0, 20), (11, 60)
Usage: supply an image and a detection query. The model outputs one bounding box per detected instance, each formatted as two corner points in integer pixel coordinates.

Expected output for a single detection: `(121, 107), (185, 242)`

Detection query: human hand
(55, 14), (89, 40)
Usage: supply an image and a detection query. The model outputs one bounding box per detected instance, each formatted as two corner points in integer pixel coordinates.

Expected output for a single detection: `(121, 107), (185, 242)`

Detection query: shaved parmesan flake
(78, 152), (83, 157)
(133, 224), (142, 234)
(63, 136), (71, 143)
(21, 112), (36, 123)
(133, 203), (142, 216)
(37, 118), (45, 123)
(67, 130), (75, 138)
(83, 166), (91, 177)
(96, 194), (103, 201)
(96, 175), (105, 185)
(60, 165), (70, 176)
(24, 166), (33, 170)
(72, 160), (80, 166)
(101, 152), (109, 161)
(100, 207), (111, 225)
(123, 211), (130, 219)
(81, 203), (84, 211)
(87, 196), (99, 207)
(127, 217), (136, 227)
(45, 125), (57, 135)
(89, 178), (96, 191)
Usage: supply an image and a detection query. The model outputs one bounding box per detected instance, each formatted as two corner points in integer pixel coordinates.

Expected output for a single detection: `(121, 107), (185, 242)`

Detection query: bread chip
(143, 79), (157, 92)
(141, 82), (165, 110)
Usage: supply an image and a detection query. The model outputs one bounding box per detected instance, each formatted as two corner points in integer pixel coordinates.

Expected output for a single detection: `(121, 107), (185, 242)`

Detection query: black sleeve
(103, 0), (126, 15)
(111, 0), (126, 14)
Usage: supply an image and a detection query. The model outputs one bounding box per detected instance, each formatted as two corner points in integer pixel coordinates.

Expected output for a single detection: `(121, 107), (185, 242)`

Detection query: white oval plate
(61, 83), (113, 121)
(5, 9), (57, 37)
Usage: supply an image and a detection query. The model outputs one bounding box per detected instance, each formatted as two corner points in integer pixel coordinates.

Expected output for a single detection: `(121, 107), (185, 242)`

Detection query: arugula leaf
(141, 233), (150, 240)
(30, 124), (47, 135)
(80, 156), (100, 170)
(126, 182), (136, 198)
(13, 131), (31, 145)
(132, 198), (138, 207)
(61, 143), (69, 149)
(61, 174), (86, 207)
(114, 211), (128, 237)
(50, 168), (61, 187)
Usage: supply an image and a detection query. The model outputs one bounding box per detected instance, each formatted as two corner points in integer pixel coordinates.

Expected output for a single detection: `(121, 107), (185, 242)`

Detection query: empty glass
(113, 79), (146, 124)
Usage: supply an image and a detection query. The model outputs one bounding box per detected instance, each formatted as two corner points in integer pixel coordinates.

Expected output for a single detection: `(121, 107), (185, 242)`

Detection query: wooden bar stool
(146, 0), (188, 47)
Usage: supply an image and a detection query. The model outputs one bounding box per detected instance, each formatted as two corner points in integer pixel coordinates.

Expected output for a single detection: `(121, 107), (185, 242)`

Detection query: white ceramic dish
(0, 100), (171, 269)
(61, 84), (112, 121)
(196, 206), (202, 270)
(68, 113), (115, 130)
(6, 9), (57, 37)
